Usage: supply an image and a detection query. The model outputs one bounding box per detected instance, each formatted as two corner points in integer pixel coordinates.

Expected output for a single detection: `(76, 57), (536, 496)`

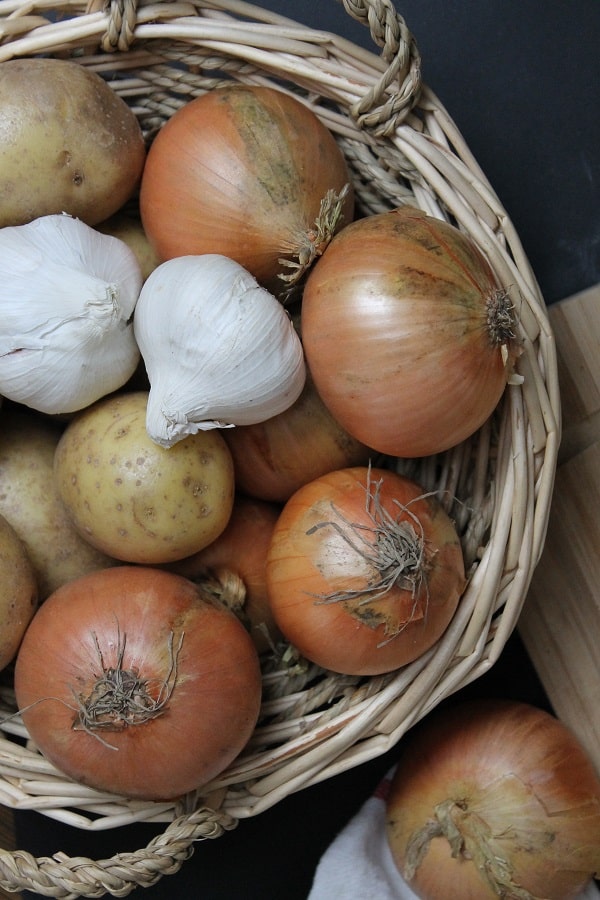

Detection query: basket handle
(340, 0), (422, 134)
(87, 0), (138, 52)
(93, 0), (422, 132)
(0, 805), (237, 895)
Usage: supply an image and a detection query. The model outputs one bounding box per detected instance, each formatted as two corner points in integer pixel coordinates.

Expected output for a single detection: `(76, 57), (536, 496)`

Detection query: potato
(0, 58), (146, 227)
(54, 392), (236, 564)
(0, 513), (38, 671)
(97, 211), (162, 282)
(0, 407), (118, 599)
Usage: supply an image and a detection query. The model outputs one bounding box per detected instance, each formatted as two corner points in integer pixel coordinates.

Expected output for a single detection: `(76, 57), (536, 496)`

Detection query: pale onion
(133, 254), (306, 448)
(301, 206), (521, 458)
(0, 214), (142, 415)
(386, 699), (600, 900)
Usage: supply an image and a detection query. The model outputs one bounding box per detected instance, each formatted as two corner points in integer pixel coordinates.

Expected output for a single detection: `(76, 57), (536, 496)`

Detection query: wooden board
(518, 283), (600, 772)
(550, 284), (600, 463)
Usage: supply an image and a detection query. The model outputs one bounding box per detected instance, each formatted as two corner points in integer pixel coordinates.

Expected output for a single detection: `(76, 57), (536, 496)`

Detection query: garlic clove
(133, 254), (306, 448)
(0, 214), (142, 415)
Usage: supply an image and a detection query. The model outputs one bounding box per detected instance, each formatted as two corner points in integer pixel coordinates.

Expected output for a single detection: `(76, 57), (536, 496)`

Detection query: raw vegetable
(133, 254), (306, 447)
(0, 514), (38, 671)
(0, 58), (145, 228)
(14, 566), (262, 800)
(97, 210), (162, 282)
(301, 206), (520, 458)
(139, 84), (353, 291)
(54, 391), (235, 564)
(0, 407), (118, 599)
(265, 466), (465, 675)
(222, 372), (373, 503)
(385, 699), (600, 900)
(170, 494), (283, 654)
(0, 214), (142, 415)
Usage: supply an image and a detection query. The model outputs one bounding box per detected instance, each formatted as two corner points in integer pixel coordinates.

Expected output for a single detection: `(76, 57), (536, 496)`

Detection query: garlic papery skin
(0, 214), (142, 415)
(133, 254), (306, 448)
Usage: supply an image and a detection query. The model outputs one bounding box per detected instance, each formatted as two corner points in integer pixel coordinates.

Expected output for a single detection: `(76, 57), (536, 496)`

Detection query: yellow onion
(301, 206), (520, 458)
(139, 84), (353, 294)
(266, 466), (465, 676)
(386, 699), (600, 899)
(222, 372), (373, 503)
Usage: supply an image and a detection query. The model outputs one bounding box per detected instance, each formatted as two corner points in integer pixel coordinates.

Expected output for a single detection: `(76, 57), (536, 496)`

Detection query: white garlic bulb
(133, 254), (306, 448)
(0, 214), (142, 415)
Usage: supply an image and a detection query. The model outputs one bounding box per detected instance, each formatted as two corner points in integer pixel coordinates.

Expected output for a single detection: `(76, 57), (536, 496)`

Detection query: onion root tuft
(307, 470), (434, 640)
(72, 627), (184, 748)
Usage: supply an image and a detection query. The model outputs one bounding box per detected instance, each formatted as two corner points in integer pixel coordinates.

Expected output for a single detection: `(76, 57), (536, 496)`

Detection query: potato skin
(0, 58), (146, 227)
(0, 407), (118, 599)
(97, 211), (162, 282)
(0, 513), (38, 671)
(54, 392), (236, 564)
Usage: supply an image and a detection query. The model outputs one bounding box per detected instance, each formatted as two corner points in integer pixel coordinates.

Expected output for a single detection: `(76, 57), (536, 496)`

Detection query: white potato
(0, 513), (38, 671)
(53, 392), (236, 564)
(0, 407), (118, 599)
(0, 58), (145, 227)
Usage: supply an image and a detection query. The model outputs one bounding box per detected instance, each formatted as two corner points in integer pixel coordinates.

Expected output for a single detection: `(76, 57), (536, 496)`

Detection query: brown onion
(301, 206), (520, 458)
(266, 466), (465, 676)
(15, 566), (262, 800)
(386, 699), (600, 899)
(169, 494), (284, 654)
(139, 84), (353, 292)
(222, 373), (373, 503)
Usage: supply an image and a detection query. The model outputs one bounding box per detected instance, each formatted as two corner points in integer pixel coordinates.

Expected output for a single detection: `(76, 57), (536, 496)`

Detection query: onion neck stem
(278, 183), (351, 290)
(404, 798), (542, 900)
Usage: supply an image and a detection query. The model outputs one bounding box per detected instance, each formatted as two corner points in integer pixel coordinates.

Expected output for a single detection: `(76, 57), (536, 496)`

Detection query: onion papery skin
(265, 466), (465, 676)
(14, 566), (262, 801)
(385, 699), (600, 900)
(222, 373), (373, 503)
(169, 494), (284, 654)
(301, 206), (519, 458)
(139, 84), (354, 292)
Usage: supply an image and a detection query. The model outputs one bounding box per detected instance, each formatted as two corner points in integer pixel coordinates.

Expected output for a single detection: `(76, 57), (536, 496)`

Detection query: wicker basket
(0, 0), (560, 895)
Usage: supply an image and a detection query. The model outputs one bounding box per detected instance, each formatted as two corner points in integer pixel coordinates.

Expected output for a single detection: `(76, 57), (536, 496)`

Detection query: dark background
(16, 1), (600, 897)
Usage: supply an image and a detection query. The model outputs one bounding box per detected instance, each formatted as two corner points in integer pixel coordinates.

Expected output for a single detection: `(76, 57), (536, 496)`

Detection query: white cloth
(308, 769), (418, 900)
(308, 769), (600, 900)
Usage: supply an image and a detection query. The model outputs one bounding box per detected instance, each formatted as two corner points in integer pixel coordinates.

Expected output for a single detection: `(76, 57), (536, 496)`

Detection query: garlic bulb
(0, 214), (142, 415)
(133, 254), (306, 448)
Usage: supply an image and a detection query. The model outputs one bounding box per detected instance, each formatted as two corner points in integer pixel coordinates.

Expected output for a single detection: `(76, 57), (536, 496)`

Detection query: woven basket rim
(0, 1), (560, 896)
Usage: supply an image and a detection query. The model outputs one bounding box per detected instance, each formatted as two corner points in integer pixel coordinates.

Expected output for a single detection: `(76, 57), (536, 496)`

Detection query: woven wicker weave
(0, 0), (560, 895)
